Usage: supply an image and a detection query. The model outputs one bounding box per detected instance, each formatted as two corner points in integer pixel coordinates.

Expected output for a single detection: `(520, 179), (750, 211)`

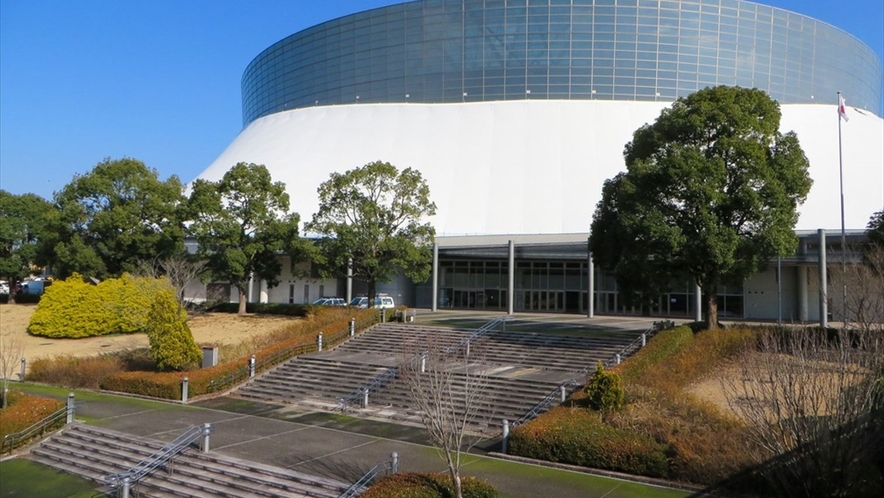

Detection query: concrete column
(259, 280), (268, 304)
(501, 419), (510, 454)
(798, 266), (809, 322)
(507, 240), (515, 315)
(346, 258), (353, 302)
(121, 478), (131, 498)
(818, 229), (828, 328)
(587, 247), (594, 318)
(66, 393), (75, 424)
(249, 355), (256, 378)
(431, 243), (439, 312)
(181, 377), (189, 403)
(694, 284), (702, 322)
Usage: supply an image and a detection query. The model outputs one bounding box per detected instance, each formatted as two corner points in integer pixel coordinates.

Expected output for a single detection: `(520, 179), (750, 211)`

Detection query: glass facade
(242, 0), (882, 125)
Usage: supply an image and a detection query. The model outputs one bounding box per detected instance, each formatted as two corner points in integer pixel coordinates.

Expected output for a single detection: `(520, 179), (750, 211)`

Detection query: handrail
(512, 379), (579, 428)
(105, 424), (208, 493)
(444, 315), (510, 356)
(338, 453), (399, 498)
(1, 405), (68, 454)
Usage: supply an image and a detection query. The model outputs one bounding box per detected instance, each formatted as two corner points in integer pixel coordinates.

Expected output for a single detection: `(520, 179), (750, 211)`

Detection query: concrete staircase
(28, 424), (350, 498)
(232, 323), (639, 431)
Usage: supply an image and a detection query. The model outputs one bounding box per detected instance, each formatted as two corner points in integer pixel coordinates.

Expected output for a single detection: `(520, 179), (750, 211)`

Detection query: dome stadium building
(196, 0), (884, 323)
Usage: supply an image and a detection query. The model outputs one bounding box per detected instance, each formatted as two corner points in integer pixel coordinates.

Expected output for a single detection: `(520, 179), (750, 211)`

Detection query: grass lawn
(0, 459), (98, 498)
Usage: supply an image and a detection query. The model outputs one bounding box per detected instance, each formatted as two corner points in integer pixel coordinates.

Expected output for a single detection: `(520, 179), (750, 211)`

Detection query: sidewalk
(19, 385), (695, 498)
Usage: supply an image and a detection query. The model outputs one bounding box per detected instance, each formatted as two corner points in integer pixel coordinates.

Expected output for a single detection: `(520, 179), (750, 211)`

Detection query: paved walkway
(22, 311), (702, 497)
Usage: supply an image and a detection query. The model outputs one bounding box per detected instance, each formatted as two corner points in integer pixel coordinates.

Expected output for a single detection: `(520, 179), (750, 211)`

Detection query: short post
(560, 385), (567, 403)
(201, 423), (212, 453)
(390, 452), (399, 473)
(466, 340), (471, 357)
(381, 308), (386, 323)
(121, 477), (131, 498)
(19, 358), (26, 380)
(317, 331), (323, 352)
(615, 354), (621, 365)
(181, 377), (189, 403)
(641, 333), (647, 347)
(362, 388), (369, 408)
(349, 318), (356, 337)
(66, 393), (75, 424)
(420, 352), (427, 374)
(501, 419), (510, 454)
(249, 355), (256, 378)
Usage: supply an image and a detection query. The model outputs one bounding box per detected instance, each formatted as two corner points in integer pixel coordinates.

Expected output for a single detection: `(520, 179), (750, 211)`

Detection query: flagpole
(837, 91), (847, 327)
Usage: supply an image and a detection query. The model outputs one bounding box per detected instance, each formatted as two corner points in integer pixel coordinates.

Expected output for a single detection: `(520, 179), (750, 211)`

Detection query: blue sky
(1, 0), (882, 201)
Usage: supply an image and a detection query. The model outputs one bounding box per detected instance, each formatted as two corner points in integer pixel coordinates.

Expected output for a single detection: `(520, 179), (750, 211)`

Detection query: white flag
(838, 94), (849, 122)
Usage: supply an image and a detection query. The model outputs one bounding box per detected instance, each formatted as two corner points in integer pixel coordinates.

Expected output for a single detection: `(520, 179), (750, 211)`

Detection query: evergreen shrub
(508, 406), (670, 477)
(360, 473), (497, 498)
(146, 286), (202, 371)
(584, 361), (624, 411)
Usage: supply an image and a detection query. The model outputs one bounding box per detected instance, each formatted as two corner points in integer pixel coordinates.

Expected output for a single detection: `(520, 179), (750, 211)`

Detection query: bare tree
(137, 253), (207, 313)
(723, 327), (884, 497)
(0, 332), (25, 408)
(398, 337), (493, 498)
(840, 243), (884, 334)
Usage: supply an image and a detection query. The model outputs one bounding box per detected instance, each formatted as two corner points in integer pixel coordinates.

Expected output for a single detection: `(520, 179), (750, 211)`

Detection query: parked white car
(312, 297), (346, 306)
(349, 294), (396, 310)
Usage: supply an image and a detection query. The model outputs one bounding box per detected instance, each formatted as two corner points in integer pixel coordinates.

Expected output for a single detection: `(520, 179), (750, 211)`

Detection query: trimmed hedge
(0, 392), (64, 442)
(28, 273), (169, 338)
(360, 473), (497, 498)
(206, 302), (311, 316)
(508, 407), (670, 478)
(100, 308), (379, 399)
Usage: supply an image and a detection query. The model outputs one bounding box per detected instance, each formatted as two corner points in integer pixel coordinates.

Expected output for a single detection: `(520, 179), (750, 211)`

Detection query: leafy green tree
(590, 86), (812, 329)
(146, 282), (201, 371)
(40, 157), (186, 279)
(0, 190), (54, 288)
(187, 162), (305, 315)
(307, 160), (436, 301)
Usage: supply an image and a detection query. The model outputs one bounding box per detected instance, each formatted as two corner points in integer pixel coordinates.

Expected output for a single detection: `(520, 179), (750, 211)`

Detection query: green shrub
(509, 407), (670, 478)
(28, 273), (170, 338)
(584, 361), (624, 411)
(206, 302), (310, 316)
(360, 473), (497, 498)
(146, 286), (202, 371)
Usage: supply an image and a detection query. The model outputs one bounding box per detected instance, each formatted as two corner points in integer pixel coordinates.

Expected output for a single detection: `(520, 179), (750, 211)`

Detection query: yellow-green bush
(28, 273), (170, 338)
(584, 361), (624, 411)
(146, 286), (202, 371)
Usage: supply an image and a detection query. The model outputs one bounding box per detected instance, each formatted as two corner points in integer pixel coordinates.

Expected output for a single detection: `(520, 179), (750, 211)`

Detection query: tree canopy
(0, 190), (54, 283)
(307, 160), (436, 300)
(40, 157), (186, 279)
(187, 162), (305, 314)
(590, 86), (812, 329)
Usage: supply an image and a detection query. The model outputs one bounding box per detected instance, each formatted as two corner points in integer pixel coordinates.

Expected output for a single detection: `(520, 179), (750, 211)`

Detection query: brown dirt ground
(0, 304), (297, 368)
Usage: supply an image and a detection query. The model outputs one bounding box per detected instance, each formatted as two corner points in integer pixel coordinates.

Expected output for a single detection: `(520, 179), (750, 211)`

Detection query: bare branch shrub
(397, 335), (493, 498)
(723, 327), (884, 497)
(0, 331), (25, 408)
(841, 243), (884, 334)
(137, 253), (207, 313)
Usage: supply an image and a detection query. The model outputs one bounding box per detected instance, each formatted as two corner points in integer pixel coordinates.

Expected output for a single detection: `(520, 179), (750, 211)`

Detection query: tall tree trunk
(705, 290), (719, 330)
(453, 472), (462, 498)
(238, 285), (248, 315)
(367, 280), (376, 302)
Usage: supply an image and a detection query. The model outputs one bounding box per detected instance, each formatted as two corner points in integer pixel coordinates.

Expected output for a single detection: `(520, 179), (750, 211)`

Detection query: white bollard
(201, 423), (212, 452)
(560, 385), (567, 403)
(615, 354), (621, 365)
(349, 318), (356, 337)
(641, 333), (647, 347)
(121, 477), (131, 498)
(501, 419), (510, 454)
(381, 309), (386, 323)
(66, 393), (75, 424)
(362, 388), (369, 408)
(391, 452), (399, 473)
(249, 355), (256, 378)
(182, 377), (189, 403)
(420, 352), (427, 374)
(317, 331), (323, 352)
(466, 340), (470, 357)
(19, 358), (26, 380)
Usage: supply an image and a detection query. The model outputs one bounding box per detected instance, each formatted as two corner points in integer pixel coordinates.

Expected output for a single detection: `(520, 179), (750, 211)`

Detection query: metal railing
(512, 379), (579, 428)
(105, 424), (210, 497)
(338, 452), (399, 498)
(444, 315), (510, 356)
(1, 405), (68, 454)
